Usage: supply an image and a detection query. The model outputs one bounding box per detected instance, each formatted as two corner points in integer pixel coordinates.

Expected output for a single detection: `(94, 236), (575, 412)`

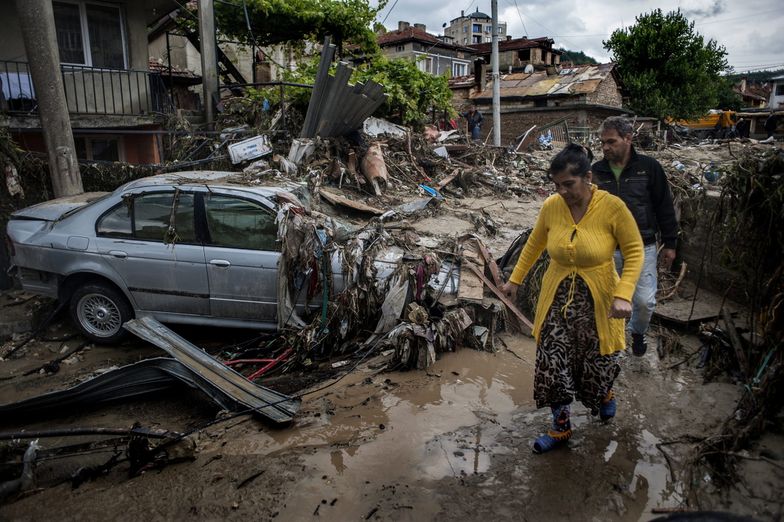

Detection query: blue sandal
(600, 390), (616, 421)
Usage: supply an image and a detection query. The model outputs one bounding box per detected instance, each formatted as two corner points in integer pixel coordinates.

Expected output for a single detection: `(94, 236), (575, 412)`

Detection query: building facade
(378, 22), (475, 77)
(443, 8), (507, 45)
(0, 0), (174, 164)
(469, 37), (561, 72)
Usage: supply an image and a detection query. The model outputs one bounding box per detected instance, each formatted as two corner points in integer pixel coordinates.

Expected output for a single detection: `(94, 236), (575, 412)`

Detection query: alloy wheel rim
(77, 293), (122, 337)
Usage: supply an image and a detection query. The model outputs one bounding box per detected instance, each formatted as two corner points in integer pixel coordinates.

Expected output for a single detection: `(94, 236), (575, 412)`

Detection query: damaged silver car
(5, 172), (350, 343)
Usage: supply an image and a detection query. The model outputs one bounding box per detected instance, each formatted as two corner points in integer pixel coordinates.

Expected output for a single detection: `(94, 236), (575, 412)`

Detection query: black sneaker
(631, 333), (647, 357)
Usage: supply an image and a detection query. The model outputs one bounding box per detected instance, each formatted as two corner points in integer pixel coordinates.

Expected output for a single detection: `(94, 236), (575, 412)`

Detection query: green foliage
(604, 9), (729, 119)
(557, 48), (598, 65)
(714, 76), (742, 111)
(285, 55), (454, 127)
(212, 0), (385, 54)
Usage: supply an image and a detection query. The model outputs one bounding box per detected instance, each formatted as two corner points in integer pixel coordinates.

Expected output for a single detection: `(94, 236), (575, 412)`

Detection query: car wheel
(69, 283), (132, 344)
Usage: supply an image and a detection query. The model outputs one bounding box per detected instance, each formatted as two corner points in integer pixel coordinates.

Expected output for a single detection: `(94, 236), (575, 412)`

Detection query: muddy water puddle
(215, 335), (536, 519)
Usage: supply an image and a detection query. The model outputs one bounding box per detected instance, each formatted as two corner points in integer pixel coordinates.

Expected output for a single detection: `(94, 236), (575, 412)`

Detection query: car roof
(117, 171), (299, 198)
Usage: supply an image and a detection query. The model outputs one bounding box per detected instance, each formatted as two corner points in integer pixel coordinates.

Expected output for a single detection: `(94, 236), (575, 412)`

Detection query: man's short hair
(600, 116), (633, 137)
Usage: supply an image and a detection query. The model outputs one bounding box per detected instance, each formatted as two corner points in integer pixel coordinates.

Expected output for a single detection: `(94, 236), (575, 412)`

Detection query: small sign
(228, 135), (273, 164)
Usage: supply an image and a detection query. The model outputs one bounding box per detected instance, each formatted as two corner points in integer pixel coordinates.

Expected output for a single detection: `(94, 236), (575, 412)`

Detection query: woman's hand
(608, 297), (632, 319)
(499, 281), (519, 300)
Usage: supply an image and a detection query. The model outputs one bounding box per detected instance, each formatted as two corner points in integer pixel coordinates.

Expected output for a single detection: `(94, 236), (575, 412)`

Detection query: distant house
(468, 63), (630, 144)
(0, 0), (174, 164)
(443, 8), (507, 45)
(735, 78), (769, 109)
(469, 36), (562, 72)
(378, 22), (475, 77)
(769, 74), (784, 109)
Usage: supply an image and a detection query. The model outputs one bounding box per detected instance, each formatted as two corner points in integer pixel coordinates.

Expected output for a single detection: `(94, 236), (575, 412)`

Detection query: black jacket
(592, 148), (678, 249)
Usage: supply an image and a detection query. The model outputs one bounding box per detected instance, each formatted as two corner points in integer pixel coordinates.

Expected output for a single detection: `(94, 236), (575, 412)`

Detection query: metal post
(14, 0), (82, 197)
(491, 0), (501, 146)
(198, 0), (219, 126)
(166, 31), (175, 108)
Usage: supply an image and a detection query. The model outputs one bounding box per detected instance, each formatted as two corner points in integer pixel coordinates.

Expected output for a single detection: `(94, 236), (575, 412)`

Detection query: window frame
(75, 134), (125, 162)
(53, 0), (129, 69)
(202, 193), (280, 252)
(95, 190), (200, 245)
(776, 84), (784, 96)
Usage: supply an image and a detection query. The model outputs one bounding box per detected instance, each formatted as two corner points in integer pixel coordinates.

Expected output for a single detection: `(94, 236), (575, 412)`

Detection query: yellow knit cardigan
(509, 187), (644, 355)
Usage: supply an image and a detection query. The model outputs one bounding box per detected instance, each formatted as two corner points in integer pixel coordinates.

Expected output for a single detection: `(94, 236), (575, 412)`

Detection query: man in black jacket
(592, 116), (679, 356)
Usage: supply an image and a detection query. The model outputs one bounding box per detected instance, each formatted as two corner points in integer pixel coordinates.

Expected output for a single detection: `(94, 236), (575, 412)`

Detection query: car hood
(11, 192), (108, 221)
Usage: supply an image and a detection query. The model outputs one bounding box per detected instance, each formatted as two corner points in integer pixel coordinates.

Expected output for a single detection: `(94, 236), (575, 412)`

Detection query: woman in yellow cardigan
(500, 144), (644, 453)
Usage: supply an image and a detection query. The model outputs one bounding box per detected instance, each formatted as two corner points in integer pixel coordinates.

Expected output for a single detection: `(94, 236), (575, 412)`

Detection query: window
(53, 1), (126, 68)
(416, 56), (433, 73)
(396, 45), (405, 52)
(776, 84), (784, 96)
(473, 23), (482, 33)
(453, 62), (467, 76)
(463, 26), (468, 33)
(96, 192), (196, 243)
(75, 136), (122, 161)
(204, 195), (278, 250)
(473, 35), (482, 43)
(519, 49), (531, 62)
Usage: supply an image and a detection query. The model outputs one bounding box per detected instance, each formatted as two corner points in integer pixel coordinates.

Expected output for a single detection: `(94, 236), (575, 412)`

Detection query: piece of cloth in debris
(508, 187), (643, 355)
(534, 276), (619, 411)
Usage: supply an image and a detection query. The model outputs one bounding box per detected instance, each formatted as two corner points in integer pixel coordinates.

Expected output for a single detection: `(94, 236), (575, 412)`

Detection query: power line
(509, 0), (528, 36)
(380, 0), (399, 26)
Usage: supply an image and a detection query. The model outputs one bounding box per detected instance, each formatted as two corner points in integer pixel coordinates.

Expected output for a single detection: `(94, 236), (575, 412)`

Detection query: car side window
(97, 192), (196, 243)
(204, 194), (278, 251)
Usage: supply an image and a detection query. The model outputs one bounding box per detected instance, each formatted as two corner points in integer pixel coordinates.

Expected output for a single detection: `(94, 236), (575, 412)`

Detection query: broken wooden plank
(465, 262), (534, 335)
(319, 189), (384, 215)
(436, 169), (460, 190)
(722, 308), (750, 381)
(458, 241), (485, 302)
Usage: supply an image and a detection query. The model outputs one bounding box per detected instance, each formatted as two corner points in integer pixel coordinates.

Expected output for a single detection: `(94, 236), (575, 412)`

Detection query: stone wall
(473, 104), (631, 145)
(587, 76), (623, 107)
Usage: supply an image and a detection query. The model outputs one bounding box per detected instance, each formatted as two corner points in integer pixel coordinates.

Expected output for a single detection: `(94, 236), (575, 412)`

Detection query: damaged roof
(468, 36), (559, 55)
(471, 63), (618, 101)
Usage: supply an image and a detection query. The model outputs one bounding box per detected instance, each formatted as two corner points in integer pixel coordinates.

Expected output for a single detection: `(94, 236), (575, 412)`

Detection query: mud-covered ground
(1, 192), (782, 521)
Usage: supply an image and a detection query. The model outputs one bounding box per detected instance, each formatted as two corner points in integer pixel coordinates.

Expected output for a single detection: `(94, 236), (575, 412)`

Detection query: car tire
(69, 283), (133, 344)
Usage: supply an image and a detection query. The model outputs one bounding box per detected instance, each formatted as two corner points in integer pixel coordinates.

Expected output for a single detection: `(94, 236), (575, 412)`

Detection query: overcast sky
(375, 0), (784, 73)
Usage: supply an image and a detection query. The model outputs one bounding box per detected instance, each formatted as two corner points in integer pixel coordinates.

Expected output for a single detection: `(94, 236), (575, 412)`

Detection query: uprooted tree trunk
(360, 142), (388, 196)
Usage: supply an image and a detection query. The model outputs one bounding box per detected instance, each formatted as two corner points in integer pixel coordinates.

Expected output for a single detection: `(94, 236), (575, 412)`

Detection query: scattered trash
(228, 134), (273, 164)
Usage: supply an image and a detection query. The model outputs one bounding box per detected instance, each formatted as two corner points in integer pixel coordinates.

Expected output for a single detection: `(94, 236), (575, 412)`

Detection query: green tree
(211, 0), (385, 54)
(604, 9), (729, 119)
(557, 49), (598, 65)
(715, 76), (742, 111)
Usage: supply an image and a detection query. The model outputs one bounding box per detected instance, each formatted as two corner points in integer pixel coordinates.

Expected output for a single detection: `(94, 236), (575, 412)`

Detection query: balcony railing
(0, 61), (172, 117)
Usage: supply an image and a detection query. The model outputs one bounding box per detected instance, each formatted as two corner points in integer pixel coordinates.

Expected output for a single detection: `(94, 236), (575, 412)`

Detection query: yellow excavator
(669, 110), (738, 139)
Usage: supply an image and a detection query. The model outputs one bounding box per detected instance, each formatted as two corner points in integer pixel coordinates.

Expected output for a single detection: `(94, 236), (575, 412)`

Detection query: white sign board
(228, 135), (273, 164)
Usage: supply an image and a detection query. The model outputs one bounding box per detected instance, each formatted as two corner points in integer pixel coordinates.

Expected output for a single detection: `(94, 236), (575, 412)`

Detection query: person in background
(592, 116), (679, 357)
(462, 104), (483, 141)
(500, 144), (643, 454)
(764, 111), (778, 140)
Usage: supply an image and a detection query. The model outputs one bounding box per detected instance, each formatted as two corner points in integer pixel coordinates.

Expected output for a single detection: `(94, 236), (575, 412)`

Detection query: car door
(201, 192), (279, 322)
(94, 190), (210, 316)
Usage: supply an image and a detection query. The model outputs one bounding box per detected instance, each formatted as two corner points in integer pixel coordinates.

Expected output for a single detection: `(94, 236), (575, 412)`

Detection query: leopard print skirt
(533, 275), (620, 411)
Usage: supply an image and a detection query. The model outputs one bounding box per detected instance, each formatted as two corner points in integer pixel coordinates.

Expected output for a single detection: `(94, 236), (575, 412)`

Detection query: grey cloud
(683, 0), (727, 19)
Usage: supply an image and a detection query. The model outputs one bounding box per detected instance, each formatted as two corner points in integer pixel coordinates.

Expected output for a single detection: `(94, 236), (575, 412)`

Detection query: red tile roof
(377, 28), (474, 52)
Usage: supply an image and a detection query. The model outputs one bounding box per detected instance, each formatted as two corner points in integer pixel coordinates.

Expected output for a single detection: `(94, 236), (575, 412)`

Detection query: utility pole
(491, 0), (501, 146)
(198, 0), (219, 126)
(15, 0), (83, 197)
